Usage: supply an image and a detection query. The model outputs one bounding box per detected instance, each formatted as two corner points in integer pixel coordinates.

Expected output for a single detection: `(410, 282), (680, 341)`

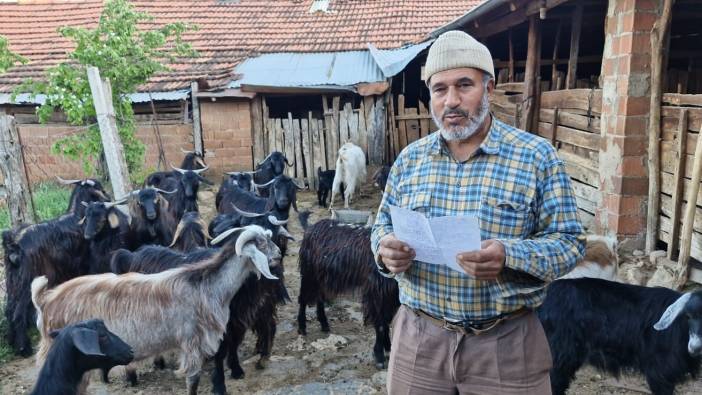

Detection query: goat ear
(108, 212), (121, 229)
(241, 242), (278, 280)
(654, 292), (692, 331)
(72, 328), (105, 356)
(49, 329), (61, 339)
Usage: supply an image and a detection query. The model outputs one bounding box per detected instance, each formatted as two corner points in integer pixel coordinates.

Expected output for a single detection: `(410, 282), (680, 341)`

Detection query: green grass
(0, 181), (72, 232)
(0, 302), (12, 364)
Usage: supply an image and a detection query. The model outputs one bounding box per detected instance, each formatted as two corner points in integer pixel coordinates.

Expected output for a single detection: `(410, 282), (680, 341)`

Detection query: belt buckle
(442, 320), (465, 334)
(465, 318), (501, 335)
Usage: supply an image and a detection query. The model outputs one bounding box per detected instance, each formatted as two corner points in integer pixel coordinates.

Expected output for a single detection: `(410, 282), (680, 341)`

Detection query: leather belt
(410, 307), (529, 336)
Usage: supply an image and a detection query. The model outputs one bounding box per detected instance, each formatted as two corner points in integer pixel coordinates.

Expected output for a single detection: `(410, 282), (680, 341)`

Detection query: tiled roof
(0, 0), (480, 94)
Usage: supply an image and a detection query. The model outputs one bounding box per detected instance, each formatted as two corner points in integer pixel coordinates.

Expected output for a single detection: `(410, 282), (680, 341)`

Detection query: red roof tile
(0, 0), (480, 93)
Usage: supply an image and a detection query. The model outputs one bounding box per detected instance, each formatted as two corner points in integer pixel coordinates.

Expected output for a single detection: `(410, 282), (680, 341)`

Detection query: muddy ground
(2, 176), (702, 394)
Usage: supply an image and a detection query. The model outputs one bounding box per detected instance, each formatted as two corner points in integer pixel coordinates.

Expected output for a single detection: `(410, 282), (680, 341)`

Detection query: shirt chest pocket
(479, 197), (532, 238)
(400, 189), (433, 217)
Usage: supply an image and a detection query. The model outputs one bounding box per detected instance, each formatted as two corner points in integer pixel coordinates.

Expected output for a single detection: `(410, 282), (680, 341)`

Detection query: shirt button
(455, 182), (460, 188)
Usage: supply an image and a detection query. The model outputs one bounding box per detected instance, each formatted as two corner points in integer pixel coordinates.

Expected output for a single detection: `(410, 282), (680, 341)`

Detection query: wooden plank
(551, 19), (563, 90)
(190, 81), (203, 155)
(508, 28), (515, 82)
(347, 103), (360, 148)
(550, 108), (559, 147)
(579, 208), (595, 230)
(663, 93), (702, 107)
(250, 95), (265, 165)
(282, 117), (295, 178)
(536, 122), (600, 151)
(339, 101), (349, 145)
(322, 96), (334, 165)
(318, 119), (328, 169)
(374, 94), (387, 165)
(558, 149), (599, 187)
(668, 109), (689, 259)
(311, 113), (324, 186)
(659, 216), (702, 266)
(662, 106), (702, 134)
(293, 117), (304, 181)
(676, 118), (702, 288)
(388, 94), (398, 162)
(521, 15), (540, 132)
(661, 196), (702, 235)
(661, 172), (702, 208)
(565, 2), (584, 90)
(362, 96), (374, 162)
(358, 99), (368, 160)
(496, 82), (525, 93)
(571, 179), (601, 209)
(301, 118), (313, 188)
(406, 107), (420, 144)
(539, 108), (600, 132)
(0, 115), (36, 225)
(88, 66), (130, 200)
(397, 95), (408, 151)
(262, 97), (270, 154)
(332, 96), (341, 154)
(418, 101), (431, 138)
(540, 89), (602, 114)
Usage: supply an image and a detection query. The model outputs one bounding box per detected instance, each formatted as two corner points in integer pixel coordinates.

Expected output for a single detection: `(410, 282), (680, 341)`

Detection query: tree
(0, 35), (27, 73)
(14, 0), (197, 177)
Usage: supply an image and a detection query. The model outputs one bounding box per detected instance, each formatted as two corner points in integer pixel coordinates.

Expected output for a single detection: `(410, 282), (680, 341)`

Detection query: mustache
(442, 109), (470, 119)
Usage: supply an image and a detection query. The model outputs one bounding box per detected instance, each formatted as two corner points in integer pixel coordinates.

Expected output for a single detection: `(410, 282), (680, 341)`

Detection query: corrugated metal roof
(229, 51), (384, 90)
(0, 90), (189, 105)
(368, 40), (434, 78)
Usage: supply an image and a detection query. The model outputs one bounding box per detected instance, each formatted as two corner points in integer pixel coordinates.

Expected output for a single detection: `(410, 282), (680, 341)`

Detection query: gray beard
(432, 92), (490, 142)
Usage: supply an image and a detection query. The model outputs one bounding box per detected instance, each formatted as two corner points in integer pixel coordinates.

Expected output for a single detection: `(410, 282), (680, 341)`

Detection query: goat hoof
(255, 358), (269, 370)
(321, 325), (330, 333)
(375, 361), (385, 370)
(230, 370), (245, 380)
(154, 356), (166, 369)
(126, 370), (138, 386)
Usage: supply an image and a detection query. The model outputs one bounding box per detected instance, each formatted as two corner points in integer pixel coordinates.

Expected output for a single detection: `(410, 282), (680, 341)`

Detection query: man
(370, 30), (585, 394)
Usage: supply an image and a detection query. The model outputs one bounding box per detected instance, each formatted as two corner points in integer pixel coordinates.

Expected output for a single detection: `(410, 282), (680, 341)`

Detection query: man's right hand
(378, 233), (415, 273)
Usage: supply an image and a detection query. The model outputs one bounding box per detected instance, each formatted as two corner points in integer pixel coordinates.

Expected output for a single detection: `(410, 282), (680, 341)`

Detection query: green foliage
(0, 35), (27, 73)
(0, 182), (72, 232)
(0, 301), (13, 364)
(14, 0), (197, 176)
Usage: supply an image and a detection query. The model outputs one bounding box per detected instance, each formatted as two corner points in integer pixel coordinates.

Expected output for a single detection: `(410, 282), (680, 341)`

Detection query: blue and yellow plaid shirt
(371, 117), (586, 322)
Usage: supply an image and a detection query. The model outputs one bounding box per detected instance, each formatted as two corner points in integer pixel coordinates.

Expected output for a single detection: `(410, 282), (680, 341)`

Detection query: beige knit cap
(423, 30), (495, 84)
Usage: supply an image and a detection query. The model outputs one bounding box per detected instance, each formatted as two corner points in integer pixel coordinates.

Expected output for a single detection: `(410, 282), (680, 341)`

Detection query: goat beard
(431, 91), (490, 142)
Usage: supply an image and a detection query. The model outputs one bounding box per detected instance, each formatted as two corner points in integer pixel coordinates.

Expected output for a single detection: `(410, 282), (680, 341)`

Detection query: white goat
(31, 225), (280, 395)
(559, 234), (618, 281)
(329, 142), (366, 209)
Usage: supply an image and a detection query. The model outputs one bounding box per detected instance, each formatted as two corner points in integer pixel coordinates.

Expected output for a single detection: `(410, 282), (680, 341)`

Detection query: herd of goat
(2, 141), (702, 395)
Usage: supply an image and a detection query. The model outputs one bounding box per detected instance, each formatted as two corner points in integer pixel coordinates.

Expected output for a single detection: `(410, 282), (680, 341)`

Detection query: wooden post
(674, 122), (702, 290)
(251, 95), (265, 165)
(87, 66), (131, 200)
(521, 15), (541, 132)
(508, 28), (515, 83)
(0, 115), (36, 225)
(565, 2), (584, 90)
(550, 107), (560, 148)
(551, 20), (563, 91)
(646, 0), (675, 254)
(668, 109), (688, 260)
(190, 81), (203, 155)
(374, 94), (387, 165)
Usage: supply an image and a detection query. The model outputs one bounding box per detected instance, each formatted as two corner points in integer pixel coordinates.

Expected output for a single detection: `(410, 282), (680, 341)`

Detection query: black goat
(144, 150), (207, 189)
(317, 167), (343, 208)
(537, 278), (702, 395)
(297, 212), (399, 369)
(30, 319), (133, 395)
(209, 215), (292, 394)
(219, 175), (302, 223)
(126, 187), (178, 248)
(210, 205), (295, 257)
(57, 176), (111, 217)
(253, 151), (293, 197)
(216, 172), (254, 212)
(167, 165), (213, 221)
(3, 214), (87, 357)
(371, 165), (390, 191)
(169, 211), (210, 253)
(81, 201), (131, 274)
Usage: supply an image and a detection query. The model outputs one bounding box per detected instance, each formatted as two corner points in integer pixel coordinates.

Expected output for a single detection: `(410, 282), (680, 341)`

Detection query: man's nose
(445, 86), (460, 109)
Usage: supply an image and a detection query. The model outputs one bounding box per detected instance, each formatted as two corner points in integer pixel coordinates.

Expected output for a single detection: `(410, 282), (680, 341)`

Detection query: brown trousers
(387, 305), (552, 395)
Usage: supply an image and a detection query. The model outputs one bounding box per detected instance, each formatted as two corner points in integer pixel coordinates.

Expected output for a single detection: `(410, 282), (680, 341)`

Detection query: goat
(297, 211), (399, 369)
(30, 319), (133, 395)
(167, 165), (213, 221)
(317, 167), (342, 208)
(144, 150), (207, 189)
(57, 176), (112, 217)
(329, 142), (366, 209)
(125, 187), (178, 248)
(559, 234), (618, 281)
(537, 279), (702, 395)
(3, 214), (87, 357)
(208, 217), (291, 395)
(33, 224), (280, 395)
(371, 165), (390, 191)
(216, 171), (254, 212)
(253, 151), (293, 197)
(169, 211), (210, 253)
(219, 174), (303, 221)
(80, 201), (131, 274)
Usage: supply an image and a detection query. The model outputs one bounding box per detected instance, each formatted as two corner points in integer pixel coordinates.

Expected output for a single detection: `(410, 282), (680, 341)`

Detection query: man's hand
(378, 233), (415, 274)
(456, 239), (506, 280)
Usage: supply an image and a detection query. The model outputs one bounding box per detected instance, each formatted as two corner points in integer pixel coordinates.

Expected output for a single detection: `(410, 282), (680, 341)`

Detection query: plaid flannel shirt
(370, 117), (586, 322)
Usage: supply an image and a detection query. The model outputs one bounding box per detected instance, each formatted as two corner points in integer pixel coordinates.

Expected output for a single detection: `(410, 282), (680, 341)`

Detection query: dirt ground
(2, 176), (702, 394)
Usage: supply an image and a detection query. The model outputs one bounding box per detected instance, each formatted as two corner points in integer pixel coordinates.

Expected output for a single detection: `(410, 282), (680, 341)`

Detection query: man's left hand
(456, 239), (506, 280)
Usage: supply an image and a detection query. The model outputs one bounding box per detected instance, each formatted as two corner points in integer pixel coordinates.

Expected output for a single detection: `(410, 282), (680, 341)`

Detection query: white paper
(390, 205), (481, 274)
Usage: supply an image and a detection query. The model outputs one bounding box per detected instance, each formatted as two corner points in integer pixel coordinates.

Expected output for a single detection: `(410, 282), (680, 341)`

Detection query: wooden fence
(386, 95), (438, 161)
(657, 93), (702, 262)
(250, 95), (386, 190)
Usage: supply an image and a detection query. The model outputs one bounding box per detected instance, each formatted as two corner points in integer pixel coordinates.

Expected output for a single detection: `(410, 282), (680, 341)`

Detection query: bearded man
(370, 30), (586, 394)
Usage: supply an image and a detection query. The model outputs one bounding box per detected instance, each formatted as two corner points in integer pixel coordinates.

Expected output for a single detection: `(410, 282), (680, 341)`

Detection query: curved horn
(180, 147), (195, 154)
(225, 171), (242, 176)
(267, 215), (288, 226)
(232, 203), (266, 218)
(234, 226), (265, 256)
(277, 225), (295, 241)
(291, 178), (306, 190)
(104, 198), (127, 209)
(284, 157), (294, 167)
(84, 179), (96, 187)
(153, 187), (178, 195)
(192, 166), (209, 175)
(56, 176), (82, 185)
(210, 226), (245, 245)
(253, 178), (277, 189)
(171, 164), (186, 174)
(81, 201), (90, 207)
(257, 152), (273, 166)
(116, 189), (141, 201)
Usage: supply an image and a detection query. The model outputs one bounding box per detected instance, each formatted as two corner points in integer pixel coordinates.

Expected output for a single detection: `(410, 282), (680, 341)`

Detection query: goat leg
(153, 355), (166, 369)
(211, 339), (228, 395)
(186, 373), (200, 395)
(297, 298), (308, 336)
(227, 326), (246, 379)
(125, 366), (138, 386)
(373, 325), (387, 369)
(316, 301), (330, 332)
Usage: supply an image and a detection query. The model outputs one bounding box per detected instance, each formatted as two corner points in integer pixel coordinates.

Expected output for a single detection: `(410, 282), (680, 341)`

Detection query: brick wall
(596, 0), (660, 249)
(15, 122), (194, 183)
(200, 100), (254, 172)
